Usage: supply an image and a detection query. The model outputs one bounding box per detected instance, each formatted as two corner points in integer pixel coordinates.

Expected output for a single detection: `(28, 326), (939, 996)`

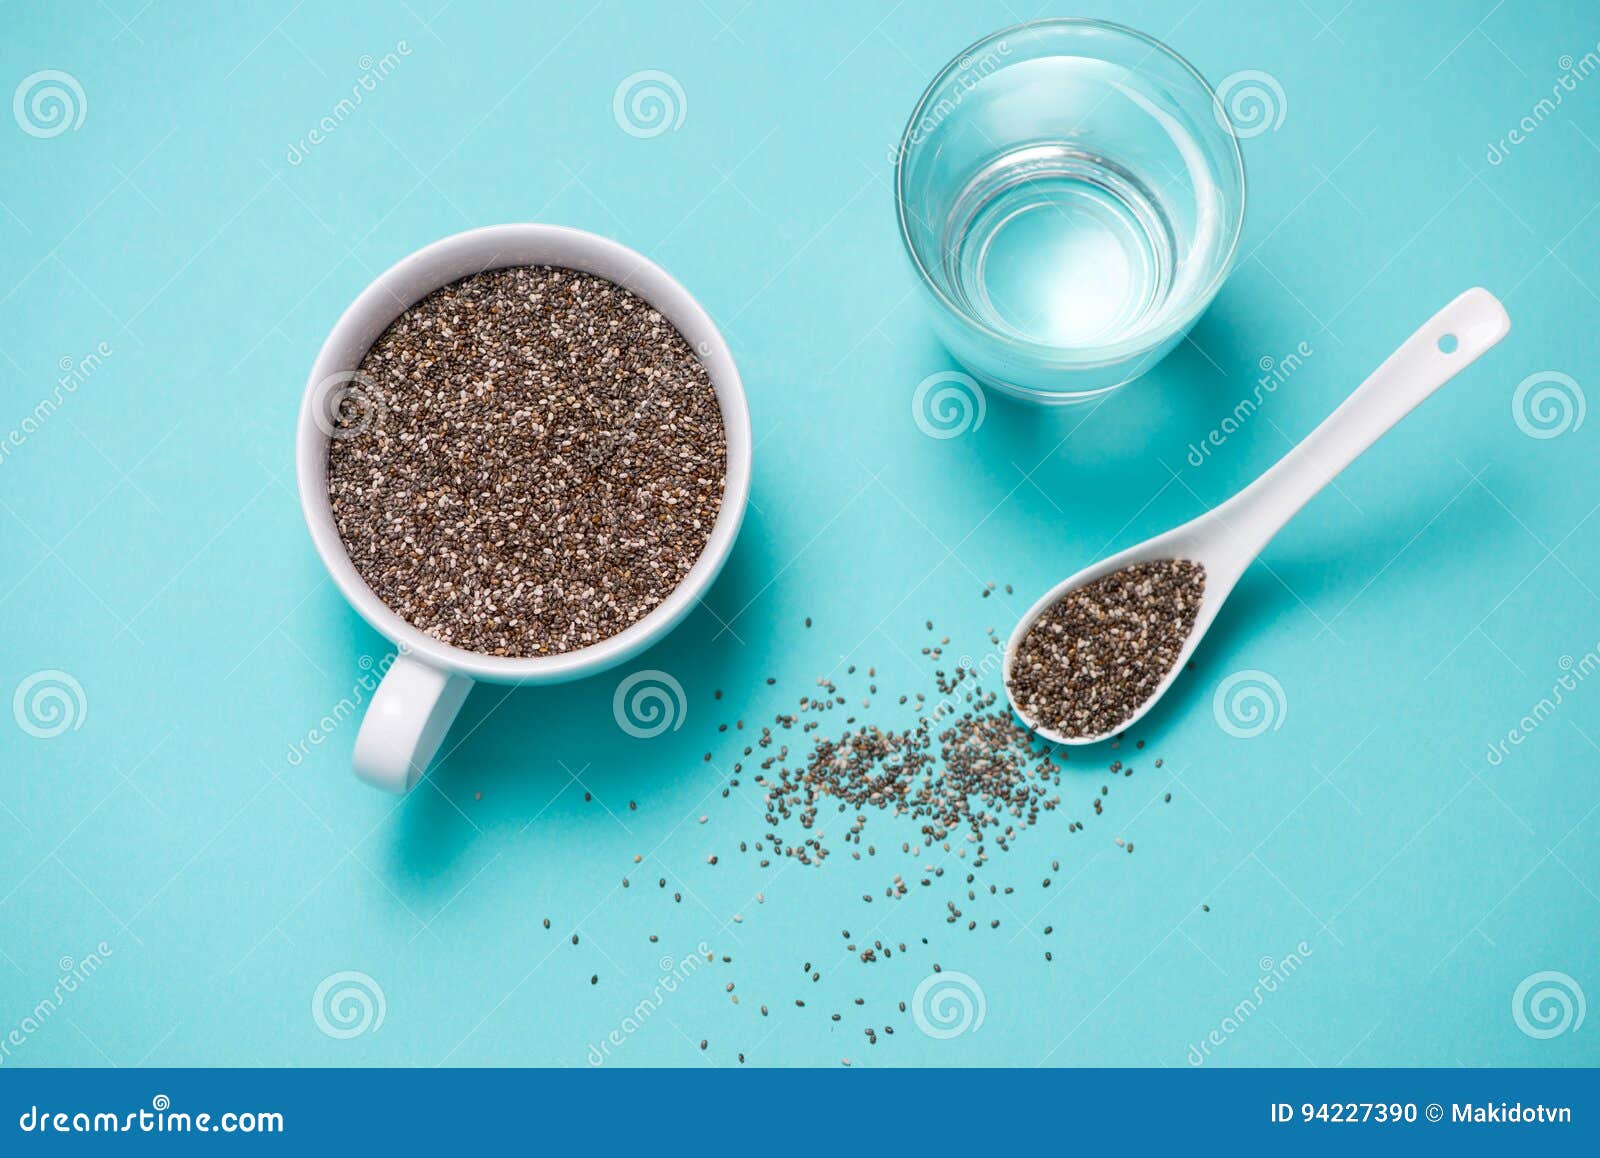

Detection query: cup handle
(352, 654), (474, 794)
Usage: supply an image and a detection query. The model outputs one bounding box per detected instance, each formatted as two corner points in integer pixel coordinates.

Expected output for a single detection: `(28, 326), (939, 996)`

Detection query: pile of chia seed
(327, 266), (726, 657)
(1006, 559), (1206, 739)
(749, 640), (1064, 868)
(536, 585), (1203, 1066)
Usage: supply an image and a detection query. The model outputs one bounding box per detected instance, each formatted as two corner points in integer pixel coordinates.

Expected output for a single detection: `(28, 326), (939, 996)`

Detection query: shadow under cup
(895, 19), (1247, 404)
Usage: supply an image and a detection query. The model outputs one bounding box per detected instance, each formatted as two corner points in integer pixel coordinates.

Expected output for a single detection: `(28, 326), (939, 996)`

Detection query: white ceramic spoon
(1004, 287), (1511, 745)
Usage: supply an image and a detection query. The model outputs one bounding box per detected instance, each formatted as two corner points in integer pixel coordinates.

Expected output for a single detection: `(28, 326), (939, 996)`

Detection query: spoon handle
(1214, 287), (1510, 558)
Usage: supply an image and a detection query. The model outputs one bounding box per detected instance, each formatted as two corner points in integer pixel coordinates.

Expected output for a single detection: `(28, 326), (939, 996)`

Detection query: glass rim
(893, 16), (1249, 368)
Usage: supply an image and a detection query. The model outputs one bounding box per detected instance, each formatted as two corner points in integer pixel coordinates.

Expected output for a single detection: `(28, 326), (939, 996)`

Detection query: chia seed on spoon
(1007, 559), (1206, 739)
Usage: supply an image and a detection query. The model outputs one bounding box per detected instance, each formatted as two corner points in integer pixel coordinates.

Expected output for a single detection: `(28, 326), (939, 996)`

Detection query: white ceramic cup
(296, 224), (751, 794)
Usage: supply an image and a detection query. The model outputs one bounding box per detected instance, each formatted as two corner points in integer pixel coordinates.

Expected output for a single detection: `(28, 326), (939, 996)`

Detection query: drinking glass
(894, 18), (1247, 404)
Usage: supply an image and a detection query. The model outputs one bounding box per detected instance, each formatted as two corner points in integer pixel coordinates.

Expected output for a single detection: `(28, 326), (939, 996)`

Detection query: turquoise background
(2, 0), (1597, 1068)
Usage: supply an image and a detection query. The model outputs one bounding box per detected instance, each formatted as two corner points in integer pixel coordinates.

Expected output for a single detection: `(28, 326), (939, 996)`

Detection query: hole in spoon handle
(1218, 288), (1511, 553)
(1425, 287), (1511, 363)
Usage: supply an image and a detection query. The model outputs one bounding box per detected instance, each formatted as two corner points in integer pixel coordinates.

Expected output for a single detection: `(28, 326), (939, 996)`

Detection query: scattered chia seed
(754, 669), (1062, 864)
(524, 579), (1190, 1061)
(326, 265), (727, 658)
(1007, 560), (1205, 739)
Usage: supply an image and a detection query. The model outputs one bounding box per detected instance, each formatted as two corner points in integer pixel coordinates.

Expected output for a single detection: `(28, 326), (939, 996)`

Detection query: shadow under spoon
(1004, 286), (1512, 745)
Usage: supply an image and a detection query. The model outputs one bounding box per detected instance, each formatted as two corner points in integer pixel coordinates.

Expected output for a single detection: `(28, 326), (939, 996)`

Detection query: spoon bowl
(1005, 287), (1511, 745)
(1004, 516), (1242, 745)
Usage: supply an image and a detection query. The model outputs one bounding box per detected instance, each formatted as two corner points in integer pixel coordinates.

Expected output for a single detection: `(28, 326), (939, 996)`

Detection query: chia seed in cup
(326, 265), (727, 658)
